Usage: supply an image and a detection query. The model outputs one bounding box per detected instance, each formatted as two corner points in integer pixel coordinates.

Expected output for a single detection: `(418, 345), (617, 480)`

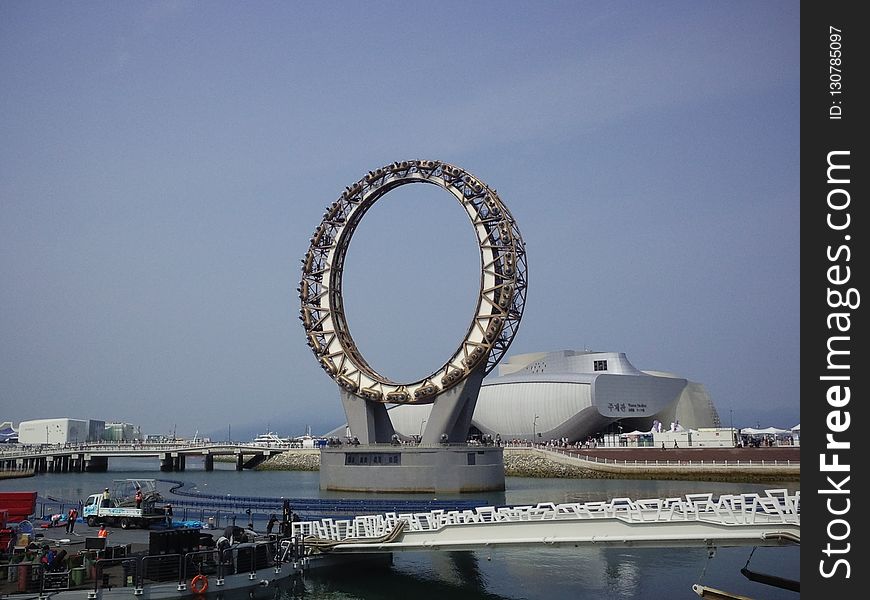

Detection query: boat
(0, 527), (306, 599)
(289, 435), (327, 449)
(248, 432), (292, 448)
(692, 584), (754, 599)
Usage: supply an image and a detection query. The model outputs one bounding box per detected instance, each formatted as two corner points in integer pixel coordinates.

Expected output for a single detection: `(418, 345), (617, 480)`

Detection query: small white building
(18, 418), (89, 445)
(652, 427), (737, 448)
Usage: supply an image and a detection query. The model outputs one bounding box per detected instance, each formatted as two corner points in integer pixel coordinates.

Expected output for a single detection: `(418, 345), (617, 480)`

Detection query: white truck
(81, 478), (167, 529)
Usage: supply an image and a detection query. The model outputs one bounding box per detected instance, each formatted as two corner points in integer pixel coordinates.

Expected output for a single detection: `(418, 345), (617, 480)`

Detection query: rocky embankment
(0, 469), (36, 480)
(255, 449), (320, 471)
(503, 449), (606, 478)
(254, 447), (798, 483)
(503, 448), (798, 482)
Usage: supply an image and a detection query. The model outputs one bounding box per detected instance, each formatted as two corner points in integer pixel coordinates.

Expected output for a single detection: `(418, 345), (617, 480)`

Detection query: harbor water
(0, 458), (800, 599)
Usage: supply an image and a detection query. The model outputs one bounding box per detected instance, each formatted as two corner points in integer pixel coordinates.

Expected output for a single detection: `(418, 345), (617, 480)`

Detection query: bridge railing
(292, 489), (800, 542)
(541, 447), (797, 467)
(0, 440), (290, 459)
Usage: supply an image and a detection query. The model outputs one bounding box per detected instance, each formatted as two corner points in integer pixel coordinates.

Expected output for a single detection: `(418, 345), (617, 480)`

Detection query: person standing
(97, 524), (109, 538)
(66, 507), (78, 534)
(135, 487), (143, 509)
(164, 504), (173, 528)
(101, 488), (111, 507)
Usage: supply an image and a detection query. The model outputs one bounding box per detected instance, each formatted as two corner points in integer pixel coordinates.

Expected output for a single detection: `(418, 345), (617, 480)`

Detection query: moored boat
(0, 529), (305, 599)
(248, 432), (292, 448)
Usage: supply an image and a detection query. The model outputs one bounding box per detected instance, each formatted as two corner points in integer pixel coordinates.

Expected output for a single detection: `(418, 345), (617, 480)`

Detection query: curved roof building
(386, 350), (720, 443)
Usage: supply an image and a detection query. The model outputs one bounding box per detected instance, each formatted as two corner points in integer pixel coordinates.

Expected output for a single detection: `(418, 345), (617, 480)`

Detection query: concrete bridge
(0, 442), (287, 473)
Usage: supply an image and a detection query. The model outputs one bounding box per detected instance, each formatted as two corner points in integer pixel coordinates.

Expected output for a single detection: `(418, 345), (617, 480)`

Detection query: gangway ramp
(293, 489), (799, 553)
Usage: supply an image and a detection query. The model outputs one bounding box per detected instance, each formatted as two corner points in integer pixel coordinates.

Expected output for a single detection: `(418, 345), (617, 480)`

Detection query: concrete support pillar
(421, 366), (485, 444)
(236, 453), (244, 471)
(340, 390), (395, 444)
(84, 456), (108, 472)
(160, 453), (173, 472)
(204, 454), (214, 471)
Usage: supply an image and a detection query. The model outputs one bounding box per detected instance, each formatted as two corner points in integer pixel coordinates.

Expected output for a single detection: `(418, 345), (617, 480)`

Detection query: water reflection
(276, 553), (508, 600)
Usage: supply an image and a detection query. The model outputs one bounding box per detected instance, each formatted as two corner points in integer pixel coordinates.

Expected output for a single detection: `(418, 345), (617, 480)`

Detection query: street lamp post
(418, 419), (427, 439)
(730, 409), (735, 446)
(532, 415), (539, 444)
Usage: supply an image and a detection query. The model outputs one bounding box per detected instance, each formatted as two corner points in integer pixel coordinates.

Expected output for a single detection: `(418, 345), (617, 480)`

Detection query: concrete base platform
(319, 445), (505, 493)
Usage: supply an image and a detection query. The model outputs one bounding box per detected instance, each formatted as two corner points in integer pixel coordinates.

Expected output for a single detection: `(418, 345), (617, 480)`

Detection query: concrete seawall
(253, 447), (799, 483)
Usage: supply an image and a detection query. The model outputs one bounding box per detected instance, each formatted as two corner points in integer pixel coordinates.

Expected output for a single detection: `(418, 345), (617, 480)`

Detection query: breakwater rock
(503, 449), (605, 478)
(504, 448), (799, 483)
(255, 449), (320, 471)
(254, 448), (595, 477)
(253, 447), (798, 483)
(0, 469), (36, 480)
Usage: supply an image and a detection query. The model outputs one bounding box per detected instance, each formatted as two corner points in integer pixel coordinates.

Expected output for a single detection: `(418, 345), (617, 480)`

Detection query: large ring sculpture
(300, 160), (527, 404)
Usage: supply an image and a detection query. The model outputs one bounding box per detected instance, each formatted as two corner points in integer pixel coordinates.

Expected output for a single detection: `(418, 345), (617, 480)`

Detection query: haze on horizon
(0, 1), (799, 440)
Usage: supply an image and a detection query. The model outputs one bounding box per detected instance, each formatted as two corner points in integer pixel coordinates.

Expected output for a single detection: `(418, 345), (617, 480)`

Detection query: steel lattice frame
(299, 160), (527, 405)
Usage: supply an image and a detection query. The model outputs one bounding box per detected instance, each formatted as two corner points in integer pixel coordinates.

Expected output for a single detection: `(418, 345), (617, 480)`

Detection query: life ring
(190, 574), (208, 594)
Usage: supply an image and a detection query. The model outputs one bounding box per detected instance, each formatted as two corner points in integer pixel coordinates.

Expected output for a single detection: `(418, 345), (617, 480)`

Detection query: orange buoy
(190, 574), (208, 594)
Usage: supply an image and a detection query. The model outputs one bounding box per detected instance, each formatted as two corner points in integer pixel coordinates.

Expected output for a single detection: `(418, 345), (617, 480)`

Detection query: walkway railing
(539, 447), (797, 467)
(292, 489), (800, 543)
(0, 440), (291, 458)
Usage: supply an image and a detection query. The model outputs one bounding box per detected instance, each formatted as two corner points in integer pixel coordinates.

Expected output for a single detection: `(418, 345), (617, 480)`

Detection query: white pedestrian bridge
(292, 489), (799, 553)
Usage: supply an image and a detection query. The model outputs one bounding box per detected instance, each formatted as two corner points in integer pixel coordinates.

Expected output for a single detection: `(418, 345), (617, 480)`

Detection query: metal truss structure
(299, 160), (527, 406)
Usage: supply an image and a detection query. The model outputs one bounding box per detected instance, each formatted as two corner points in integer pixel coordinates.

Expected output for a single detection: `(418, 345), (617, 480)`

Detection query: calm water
(1, 458), (800, 599)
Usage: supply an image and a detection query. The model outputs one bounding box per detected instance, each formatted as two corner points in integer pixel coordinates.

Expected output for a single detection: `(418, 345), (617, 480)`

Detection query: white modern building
(18, 418), (90, 445)
(386, 350), (720, 443)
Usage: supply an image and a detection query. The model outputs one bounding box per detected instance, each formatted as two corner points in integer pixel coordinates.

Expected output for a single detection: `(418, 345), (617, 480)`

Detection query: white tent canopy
(619, 430), (652, 437)
(791, 424), (800, 431)
(740, 427), (791, 435)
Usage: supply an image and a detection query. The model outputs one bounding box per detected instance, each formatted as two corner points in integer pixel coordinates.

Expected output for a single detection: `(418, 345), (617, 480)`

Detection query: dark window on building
(594, 360), (608, 371)
(346, 453), (401, 466)
(467, 452), (476, 465)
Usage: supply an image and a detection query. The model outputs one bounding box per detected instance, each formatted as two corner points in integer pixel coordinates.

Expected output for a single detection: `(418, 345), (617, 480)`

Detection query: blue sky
(1, 1), (799, 439)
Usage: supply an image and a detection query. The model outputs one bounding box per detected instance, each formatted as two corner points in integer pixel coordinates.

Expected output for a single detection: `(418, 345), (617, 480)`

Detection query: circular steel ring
(299, 160), (527, 404)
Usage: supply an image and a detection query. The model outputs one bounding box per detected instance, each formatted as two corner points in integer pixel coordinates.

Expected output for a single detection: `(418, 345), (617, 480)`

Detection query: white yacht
(249, 431), (292, 447)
